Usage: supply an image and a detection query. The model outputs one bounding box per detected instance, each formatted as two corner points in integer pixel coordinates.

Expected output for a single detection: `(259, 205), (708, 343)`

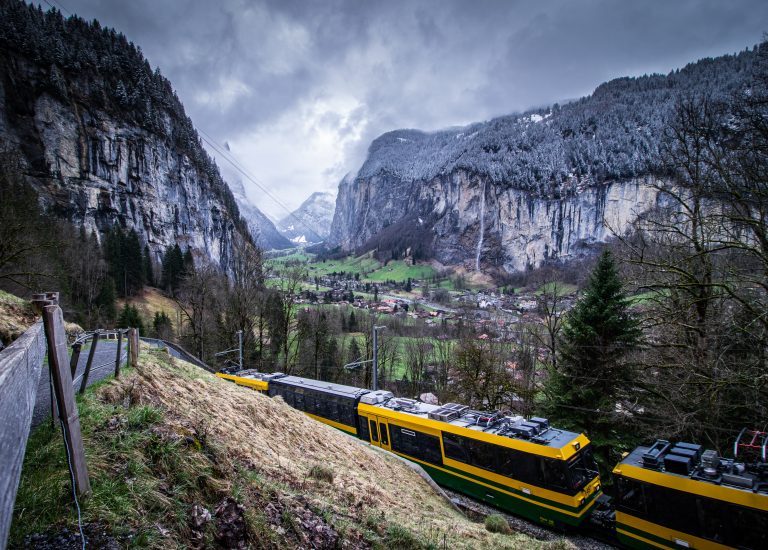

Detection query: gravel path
(31, 340), (126, 428)
(443, 488), (617, 550)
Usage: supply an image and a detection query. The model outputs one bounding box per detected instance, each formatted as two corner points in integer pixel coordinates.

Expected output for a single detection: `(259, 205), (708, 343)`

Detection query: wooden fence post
(42, 305), (91, 497)
(69, 342), (82, 379)
(80, 332), (99, 394)
(128, 328), (139, 369)
(114, 330), (123, 378)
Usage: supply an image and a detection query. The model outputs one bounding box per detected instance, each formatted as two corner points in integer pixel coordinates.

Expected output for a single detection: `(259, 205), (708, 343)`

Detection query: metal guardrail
(139, 337), (213, 372)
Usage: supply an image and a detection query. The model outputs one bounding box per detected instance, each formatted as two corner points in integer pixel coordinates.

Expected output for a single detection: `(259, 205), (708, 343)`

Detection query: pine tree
(143, 245), (154, 286)
(96, 276), (116, 322)
(117, 303), (144, 333)
(152, 310), (173, 339)
(543, 250), (640, 473)
(182, 248), (194, 275)
(124, 229), (144, 295)
(161, 244), (184, 293)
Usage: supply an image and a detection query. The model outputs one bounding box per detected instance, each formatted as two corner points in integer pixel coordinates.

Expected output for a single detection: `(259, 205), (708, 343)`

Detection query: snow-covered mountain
(330, 46), (761, 273)
(229, 180), (294, 250)
(278, 192), (336, 244)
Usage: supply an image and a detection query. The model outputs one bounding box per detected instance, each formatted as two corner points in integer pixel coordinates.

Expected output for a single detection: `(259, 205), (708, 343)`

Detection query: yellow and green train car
(357, 391), (602, 528)
(614, 440), (768, 549)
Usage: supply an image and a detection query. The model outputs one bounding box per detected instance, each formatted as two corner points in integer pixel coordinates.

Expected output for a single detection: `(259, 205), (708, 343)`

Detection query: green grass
(534, 282), (578, 296)
(0, 288), (26, 305)
(269, 252), (438, 285)
(484, 514), (512, 534)
(10, 370), (226, 548)
(364, 260), (437, 283)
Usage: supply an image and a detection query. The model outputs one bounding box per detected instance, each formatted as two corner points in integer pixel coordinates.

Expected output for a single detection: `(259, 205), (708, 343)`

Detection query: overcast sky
(44, 0), (768, 220)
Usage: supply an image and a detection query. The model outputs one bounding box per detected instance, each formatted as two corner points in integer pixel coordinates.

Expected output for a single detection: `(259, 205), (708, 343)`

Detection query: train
(216, 368), (768, 549)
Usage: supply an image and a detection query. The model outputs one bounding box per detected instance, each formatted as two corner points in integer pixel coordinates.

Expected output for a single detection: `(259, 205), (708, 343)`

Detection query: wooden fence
(0, 292), (141, 550)
(0, 320), (46, 549)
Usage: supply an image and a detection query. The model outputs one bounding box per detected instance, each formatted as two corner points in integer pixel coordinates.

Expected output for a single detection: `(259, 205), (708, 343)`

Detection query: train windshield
(567, 446), (599, 491)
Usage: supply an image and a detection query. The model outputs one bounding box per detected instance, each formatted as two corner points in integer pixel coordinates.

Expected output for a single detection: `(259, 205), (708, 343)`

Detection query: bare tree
(403, 337), (433, 396)
(272, 264), (307, 373)
(174, 264), (222, 361)
(621, 92), (768, 447)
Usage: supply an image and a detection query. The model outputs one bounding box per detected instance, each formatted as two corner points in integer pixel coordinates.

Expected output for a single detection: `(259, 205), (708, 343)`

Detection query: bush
(484, 514), (511, 534)
(308, 464), (334, 483)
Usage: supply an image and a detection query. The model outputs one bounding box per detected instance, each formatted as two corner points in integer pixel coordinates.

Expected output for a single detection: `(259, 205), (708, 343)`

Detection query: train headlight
(579, 498), (585, 506)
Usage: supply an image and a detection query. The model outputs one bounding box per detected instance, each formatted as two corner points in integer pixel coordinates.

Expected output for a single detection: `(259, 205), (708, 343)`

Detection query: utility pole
(238, 330), (243, 370)
(372, 325), (386, 391)
(215, 331), (244, 371)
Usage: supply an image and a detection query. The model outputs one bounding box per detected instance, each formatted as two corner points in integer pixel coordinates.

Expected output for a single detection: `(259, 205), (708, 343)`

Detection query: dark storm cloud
(48, 0), (768, 218)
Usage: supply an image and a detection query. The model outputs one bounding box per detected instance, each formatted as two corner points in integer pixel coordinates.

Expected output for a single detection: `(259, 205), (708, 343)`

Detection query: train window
(727, 504), (768, 549)
(469, 439), (498, 472)
(696, 497), (727, 543)
(390, 426), (443, 466)
(294, 392), (305, 411)
(498, 449), (542, 486)
(566, 447), (598, 493)
(283, 389), (295, 407)
(369, 419), (379, 442)
(649, 484), (699, 535)
(616, 476), (645, 515)
(379, 423), (389, 446)
(442, 432), (499, 472)
(442, 432), (470, 464)
(542, 459), (569, 491)
(358, 416), (369, 441)
(340, 403), (355, 426)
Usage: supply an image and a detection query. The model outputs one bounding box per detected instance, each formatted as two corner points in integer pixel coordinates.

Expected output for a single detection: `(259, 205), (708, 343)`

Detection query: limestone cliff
(0, 3), (254, 273)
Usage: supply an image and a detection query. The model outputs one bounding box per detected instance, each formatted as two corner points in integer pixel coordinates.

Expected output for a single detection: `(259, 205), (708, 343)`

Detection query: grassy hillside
(10, 347), (573, 549)
(117, 287), (179, 328)
(0, 289), (36, 344)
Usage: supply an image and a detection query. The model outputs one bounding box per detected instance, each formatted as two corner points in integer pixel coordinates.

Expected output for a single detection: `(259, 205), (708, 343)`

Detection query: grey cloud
(54, 0), (768, 218)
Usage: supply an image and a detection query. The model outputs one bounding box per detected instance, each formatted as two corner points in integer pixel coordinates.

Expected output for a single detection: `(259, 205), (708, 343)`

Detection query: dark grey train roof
(271, 375), (370, 400)
(620, 444), (768, 495)
(364, 392), (583, 450)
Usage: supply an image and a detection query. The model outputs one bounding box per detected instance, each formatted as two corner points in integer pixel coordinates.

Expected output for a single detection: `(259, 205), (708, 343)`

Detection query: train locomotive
(217, 369), (768, 549)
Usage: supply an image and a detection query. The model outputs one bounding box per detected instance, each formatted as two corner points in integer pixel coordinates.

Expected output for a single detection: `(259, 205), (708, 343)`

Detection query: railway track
(443, 488), (618, 550)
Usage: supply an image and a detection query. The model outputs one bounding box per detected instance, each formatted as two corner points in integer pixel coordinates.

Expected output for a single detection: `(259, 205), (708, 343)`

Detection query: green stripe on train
(420, 463), (593, 528)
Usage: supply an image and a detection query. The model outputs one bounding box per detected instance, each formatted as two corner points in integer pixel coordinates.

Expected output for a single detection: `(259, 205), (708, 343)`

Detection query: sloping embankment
(11, 346), (574, 549)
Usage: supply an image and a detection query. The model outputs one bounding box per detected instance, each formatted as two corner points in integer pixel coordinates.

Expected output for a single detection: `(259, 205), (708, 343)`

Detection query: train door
(364, 414), (391, 452)
(375, 416), (391, 452)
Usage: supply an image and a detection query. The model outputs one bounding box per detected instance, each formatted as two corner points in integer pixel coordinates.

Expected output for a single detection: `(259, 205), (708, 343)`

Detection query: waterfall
(475, 180), (486, 272)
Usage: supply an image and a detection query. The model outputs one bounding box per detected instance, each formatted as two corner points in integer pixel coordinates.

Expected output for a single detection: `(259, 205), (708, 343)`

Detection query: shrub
(308, 464), (334, 483)
(484, 514), (512, 534)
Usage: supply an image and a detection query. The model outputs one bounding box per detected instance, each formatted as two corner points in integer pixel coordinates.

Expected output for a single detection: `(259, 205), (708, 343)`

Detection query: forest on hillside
(359, 44), (760, 197)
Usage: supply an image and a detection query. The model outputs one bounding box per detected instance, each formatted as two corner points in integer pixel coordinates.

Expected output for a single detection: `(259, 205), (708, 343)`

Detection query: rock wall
(0, 55), (249, 273)
(330, 170), (660, 272)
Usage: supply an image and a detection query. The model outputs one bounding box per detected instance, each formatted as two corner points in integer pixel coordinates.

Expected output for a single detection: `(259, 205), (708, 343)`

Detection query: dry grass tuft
(0, 289), (37, 344)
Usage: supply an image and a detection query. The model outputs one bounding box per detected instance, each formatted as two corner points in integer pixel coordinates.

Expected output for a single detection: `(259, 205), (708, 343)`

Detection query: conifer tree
(543, 250), (640, 471)
(161, 244), (184, 293)
(143, 245), (154, 286)
(117, 303), (144, 333)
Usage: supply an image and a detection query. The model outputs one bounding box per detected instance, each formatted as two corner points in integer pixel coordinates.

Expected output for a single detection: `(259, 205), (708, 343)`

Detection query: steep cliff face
(330, 46), (758, 272)
(229, 180), (293, 250)
(332, 171), (658, 272)
(0, 4), (253, 274)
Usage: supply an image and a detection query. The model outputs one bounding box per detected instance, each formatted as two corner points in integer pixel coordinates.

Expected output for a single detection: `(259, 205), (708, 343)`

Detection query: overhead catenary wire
(197, 129), (315, 237)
